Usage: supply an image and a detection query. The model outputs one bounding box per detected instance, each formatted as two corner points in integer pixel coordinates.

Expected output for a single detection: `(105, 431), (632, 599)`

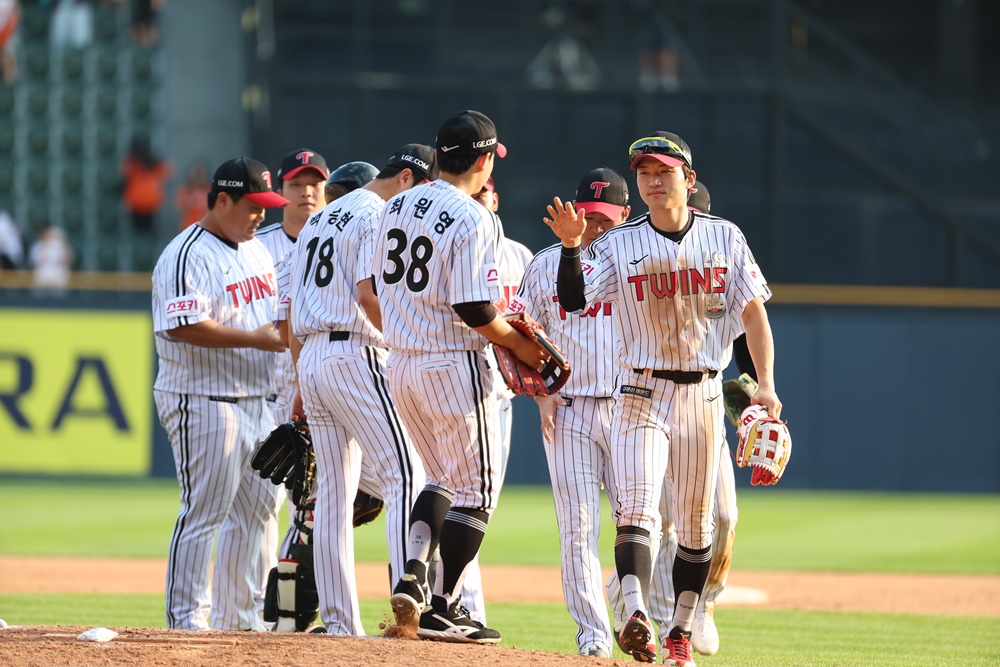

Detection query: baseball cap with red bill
(276, 148), (330, 182)
(575, 167), (629, 219)
(628, 131), (693, 170)
(212, 156), (289, 208)
(436, 110), (507, 159)
(688, 180), (711, 213)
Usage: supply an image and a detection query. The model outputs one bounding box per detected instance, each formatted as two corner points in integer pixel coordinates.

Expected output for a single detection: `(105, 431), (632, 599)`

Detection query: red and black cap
(688, 180), (711, 213)
(628, 131), (693, 170)
(574, 167), (629, 219)
(436, 110), (507, 159)
(276, 148), (330, 182)
(482, 176), (496, 192)
(211, 157), (289, 208)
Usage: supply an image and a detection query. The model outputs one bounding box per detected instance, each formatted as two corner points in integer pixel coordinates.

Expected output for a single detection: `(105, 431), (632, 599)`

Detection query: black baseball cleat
(416, 599), (501, 644)
(390, 566), (427, 632)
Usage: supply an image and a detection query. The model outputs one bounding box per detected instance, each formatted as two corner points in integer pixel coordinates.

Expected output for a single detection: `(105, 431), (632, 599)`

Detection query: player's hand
(511, 331), (550, 369)
(290, 389), (307, 423)
(253, 323), (286, 352)
(534, 393), (567, 444)
(750, 385), (782, 419)
(543, 197), (586, 248)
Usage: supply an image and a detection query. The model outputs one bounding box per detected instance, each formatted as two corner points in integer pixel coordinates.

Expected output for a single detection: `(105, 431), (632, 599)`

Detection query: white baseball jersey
(582, 211), (770, 372)
(373, 179), (504, 352)
(289, 189), (386, 344)
(152, 225), (278, 397)
(509, 243), (617, 397)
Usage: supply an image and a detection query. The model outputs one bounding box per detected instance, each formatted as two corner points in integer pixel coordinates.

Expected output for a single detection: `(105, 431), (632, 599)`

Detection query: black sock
(671, 544), (712, 630)
(615, 526), (652, 613)
(436, 507), (489, 602)
(408, 485), (452, 561)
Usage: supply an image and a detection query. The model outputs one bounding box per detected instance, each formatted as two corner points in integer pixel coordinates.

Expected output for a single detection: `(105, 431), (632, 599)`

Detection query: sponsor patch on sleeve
(747, 262), (768, 291)
(580, 260), (596, 277)
(506, 294), (527, 314)
(484, 262), (500, 286)
(164, 296), (201, 319)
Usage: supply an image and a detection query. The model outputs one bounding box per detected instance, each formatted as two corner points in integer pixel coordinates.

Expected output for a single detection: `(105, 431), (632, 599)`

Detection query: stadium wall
(0, 295), (997, 492)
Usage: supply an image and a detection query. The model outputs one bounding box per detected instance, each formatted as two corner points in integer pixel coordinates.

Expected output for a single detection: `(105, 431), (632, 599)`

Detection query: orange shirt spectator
(121, 136), (171, 233)
(174, 159), (211, 231)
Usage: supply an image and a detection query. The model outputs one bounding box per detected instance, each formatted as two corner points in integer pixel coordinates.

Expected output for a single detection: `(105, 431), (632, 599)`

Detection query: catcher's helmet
(325, 161), (378, 203)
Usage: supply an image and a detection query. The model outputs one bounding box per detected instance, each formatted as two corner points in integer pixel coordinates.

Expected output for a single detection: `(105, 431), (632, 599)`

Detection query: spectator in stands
(131, 0), (164, 47)
(174, 158), (210, 231)
(0, 207), (23, 269)
(50, 0), (94, 51)
(30, 225), (73, 292)
(634, 0), (680, 91)
(121, 135), (171, 234)
(0, 0), (19, 84)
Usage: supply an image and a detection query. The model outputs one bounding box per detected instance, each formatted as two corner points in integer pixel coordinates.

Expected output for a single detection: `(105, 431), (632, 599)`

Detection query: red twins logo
(296, 151), (314, 164)
(261, 171), (272, 188)
(590, 181), (611, 198)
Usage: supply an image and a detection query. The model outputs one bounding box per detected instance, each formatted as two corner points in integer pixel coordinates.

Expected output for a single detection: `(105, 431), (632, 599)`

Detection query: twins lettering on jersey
(551, 295), (612, 320)
(627, 267), (727, 301)
(224, 273), (276, 307)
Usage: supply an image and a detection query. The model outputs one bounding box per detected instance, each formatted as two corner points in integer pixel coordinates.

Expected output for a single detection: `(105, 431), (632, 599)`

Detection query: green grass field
(1, 480), (999, 666)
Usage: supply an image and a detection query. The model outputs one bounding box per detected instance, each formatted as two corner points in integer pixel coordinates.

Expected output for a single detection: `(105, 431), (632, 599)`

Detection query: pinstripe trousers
(154, 391), (279, 631)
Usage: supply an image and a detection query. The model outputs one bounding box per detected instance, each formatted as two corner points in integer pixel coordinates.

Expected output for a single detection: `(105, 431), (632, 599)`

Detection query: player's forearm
(168, 320), (263, 349)
(556, 247), (586, 312)
(740, 298), (775, 390)
(357, 278), (383, 332)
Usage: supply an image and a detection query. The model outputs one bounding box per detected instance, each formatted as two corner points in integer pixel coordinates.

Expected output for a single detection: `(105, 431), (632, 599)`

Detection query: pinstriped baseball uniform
(509, 241), (624, 653)
(579, 210), (769, 616)
(373, 178), (505, 510)
(288, 187), (426, 636)
(152, 224), (280, 631)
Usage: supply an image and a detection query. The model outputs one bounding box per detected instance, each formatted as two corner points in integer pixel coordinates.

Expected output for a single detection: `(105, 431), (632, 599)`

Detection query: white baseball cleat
(690, 604), (719, 656)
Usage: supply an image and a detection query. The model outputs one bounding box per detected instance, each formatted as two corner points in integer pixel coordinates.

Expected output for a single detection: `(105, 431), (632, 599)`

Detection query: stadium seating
(3, 3), (165, 272)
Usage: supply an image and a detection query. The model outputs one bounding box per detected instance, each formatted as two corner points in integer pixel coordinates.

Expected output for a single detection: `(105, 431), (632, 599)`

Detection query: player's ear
(620, 205), (631, 223)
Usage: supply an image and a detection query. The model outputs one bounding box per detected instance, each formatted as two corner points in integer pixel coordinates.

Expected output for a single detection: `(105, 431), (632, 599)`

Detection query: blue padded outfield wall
(1, 294), (997, 493)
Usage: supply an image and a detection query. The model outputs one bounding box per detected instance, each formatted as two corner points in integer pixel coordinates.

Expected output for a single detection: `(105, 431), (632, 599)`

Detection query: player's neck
(282, 216), (307, 239)
(647, 206), (689, 233)
(440, 172), (483, 197)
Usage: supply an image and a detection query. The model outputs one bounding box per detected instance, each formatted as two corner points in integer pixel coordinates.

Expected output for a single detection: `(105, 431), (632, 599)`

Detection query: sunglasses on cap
(628, 136), (688, 163)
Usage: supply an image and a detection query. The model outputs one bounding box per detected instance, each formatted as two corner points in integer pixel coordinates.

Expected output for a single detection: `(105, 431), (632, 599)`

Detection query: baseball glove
(493, 312), (571, 397)
(251, 422), (316, 509)
(735, 405), (792, 486)
(723, 373), (758, 427)
(352, 490), (384, 528)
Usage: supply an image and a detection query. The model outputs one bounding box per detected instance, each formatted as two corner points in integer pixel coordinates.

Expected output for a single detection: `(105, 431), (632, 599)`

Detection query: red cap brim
(630, 153), (685, 170)
(246, 191), (290, 208)
(282, 165), (329, 180)
(575, 201), (625, 220)
(496, 142), (507, 158)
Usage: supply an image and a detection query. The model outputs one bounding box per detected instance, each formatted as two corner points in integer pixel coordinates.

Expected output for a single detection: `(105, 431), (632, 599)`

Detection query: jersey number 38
(383, 228), (434, 292)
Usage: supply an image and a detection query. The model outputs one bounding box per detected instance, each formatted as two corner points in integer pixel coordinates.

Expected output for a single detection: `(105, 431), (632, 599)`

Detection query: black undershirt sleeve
(453, 301), (498, 328)
(556, 246), (586, 312)
(732, 333), (758, 381)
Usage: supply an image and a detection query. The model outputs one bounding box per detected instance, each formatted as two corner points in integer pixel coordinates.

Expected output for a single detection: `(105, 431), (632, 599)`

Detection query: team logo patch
(580, 260), (596, 277)
(484, 262), (500, 286)
(164, 296), (200, 318)
(705, 294), (727, 320)
(620, 385), (653, 398)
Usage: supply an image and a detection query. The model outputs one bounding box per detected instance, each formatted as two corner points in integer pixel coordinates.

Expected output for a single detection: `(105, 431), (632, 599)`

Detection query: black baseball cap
(384, 143), (439, 181)
(211, 157), (289, 208)
(688, 180), (711, 213)
(575, 167), (629, 219)
(628, 131), (693, 170)
(276, 148), (330, 182)
(436, 110), (507, 159)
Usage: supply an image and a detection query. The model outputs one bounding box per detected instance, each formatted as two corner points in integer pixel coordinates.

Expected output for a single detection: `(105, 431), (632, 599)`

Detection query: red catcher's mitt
(493, 312), (571, 397)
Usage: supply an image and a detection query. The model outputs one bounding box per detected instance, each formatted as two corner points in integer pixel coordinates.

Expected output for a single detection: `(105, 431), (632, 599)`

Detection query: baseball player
(286, 144), (436, 636)
(547, 132), (781, 665)
(151, 156), (288, 631)
(607, 179), (744, 656)
(253, 148), (329, 616)
(443, 175), (533, 627)
(324, 161), (379, 204)
(379, 110), (546, 644)
(512, 167), (631, 658)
